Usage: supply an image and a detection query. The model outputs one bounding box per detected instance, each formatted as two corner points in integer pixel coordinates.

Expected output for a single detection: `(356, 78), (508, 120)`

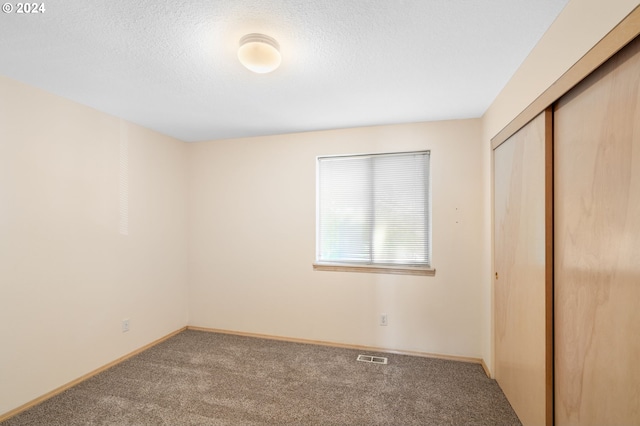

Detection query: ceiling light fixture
(237, 33), (281, 74)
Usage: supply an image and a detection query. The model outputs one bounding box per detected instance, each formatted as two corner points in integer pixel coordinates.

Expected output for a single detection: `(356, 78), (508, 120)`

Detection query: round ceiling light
(237, 33), (281, 74)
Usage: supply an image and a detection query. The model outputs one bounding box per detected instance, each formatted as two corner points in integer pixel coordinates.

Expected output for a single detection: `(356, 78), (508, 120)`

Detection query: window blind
(317, 151), (430, 266)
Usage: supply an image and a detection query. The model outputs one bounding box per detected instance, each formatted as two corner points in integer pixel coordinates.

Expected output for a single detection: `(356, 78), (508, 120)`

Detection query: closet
(494, 26), (640, 426)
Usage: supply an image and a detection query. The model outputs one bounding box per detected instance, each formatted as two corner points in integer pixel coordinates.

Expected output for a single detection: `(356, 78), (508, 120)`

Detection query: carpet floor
(3, 330), (521, 425)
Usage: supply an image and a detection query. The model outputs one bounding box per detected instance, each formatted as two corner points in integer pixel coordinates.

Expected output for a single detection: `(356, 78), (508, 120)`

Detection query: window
(315, 151), (433, 275)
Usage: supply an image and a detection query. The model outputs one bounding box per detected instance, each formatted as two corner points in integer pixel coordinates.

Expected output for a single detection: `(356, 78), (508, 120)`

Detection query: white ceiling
(0, 0), (569, 142)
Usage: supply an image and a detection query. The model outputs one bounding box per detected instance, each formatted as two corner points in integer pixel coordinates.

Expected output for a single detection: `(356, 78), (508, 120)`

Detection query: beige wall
(480, 0), (639, 375)
(0, 76), (189, 415)
(188, 119), (485, 358)
(483, 0), (639, 142)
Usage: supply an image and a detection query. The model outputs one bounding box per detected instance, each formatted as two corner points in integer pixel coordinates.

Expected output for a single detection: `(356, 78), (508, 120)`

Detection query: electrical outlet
(380, 313), (388, 326)
(122, 319), (130, 333)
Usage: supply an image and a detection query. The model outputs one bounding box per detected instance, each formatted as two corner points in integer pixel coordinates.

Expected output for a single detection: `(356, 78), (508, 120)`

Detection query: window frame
(313, 150), (435, 276)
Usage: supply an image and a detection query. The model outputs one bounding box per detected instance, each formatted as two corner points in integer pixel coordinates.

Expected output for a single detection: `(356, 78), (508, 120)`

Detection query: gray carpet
(3, 330), (521, 425)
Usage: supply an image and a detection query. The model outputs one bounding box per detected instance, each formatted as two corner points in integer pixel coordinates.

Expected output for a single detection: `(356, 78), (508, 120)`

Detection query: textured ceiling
(0, 0), (569, 142)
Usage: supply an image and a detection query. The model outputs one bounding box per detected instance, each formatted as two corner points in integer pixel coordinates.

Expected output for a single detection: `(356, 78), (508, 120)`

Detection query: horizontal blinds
(318, 151), (430, 266)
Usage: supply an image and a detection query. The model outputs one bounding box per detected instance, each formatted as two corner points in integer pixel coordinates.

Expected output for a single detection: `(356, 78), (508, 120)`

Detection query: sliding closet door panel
(494, 111), (551, 426)
(555, 35), (640, 425)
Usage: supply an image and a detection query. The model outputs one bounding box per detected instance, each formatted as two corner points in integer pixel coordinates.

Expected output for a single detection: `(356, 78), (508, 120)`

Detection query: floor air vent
(357, 354), (388, 364)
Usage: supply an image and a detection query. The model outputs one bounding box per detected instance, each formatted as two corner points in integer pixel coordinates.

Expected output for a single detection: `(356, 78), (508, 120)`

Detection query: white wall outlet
(122, 319), (130, 333)
(380, 313), (388, 326)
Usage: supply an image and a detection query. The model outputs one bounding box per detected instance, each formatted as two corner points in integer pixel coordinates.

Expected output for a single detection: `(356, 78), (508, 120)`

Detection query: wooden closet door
(494, 110), (553, 426)
(555, 35), (640, 425)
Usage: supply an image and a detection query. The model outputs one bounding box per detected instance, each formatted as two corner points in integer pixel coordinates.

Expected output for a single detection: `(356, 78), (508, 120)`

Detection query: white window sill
(312, 262), (436, 276)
